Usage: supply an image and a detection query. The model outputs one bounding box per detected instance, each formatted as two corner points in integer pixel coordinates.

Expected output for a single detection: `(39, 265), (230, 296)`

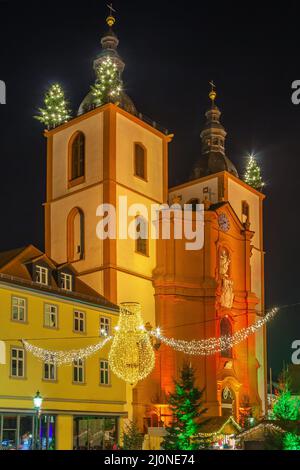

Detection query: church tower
(155, 87), (267, 423)
(44, 11), (266, 429)
(44, 12), (172, 329)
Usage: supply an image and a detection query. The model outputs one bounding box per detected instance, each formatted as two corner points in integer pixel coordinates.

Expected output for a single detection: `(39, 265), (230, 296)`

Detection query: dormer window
(36, 265), (48, 286)
(61, 272), (73, 291)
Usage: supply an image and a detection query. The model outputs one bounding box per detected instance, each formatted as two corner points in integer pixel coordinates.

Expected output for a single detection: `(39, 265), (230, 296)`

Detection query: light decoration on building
(150, 308), (279, 356)
(91, 57), (123, 107)
(22, 337), (112, 365)
(237, 422), (285, 439)
(34, 83), (71, 130)
(108, 303), (155, 384)
(21, 306), (278, 379)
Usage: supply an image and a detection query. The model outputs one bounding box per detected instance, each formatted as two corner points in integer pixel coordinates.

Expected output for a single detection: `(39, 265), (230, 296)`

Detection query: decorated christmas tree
(243, 154), (265, 191)
(161, 363), (208, 450)
(35, 83), (71, 129)
(273, 381), (300, 423)
(270, 370), (300, 450)
(91, 57), (122, 107)
(122, 421), (144, 450)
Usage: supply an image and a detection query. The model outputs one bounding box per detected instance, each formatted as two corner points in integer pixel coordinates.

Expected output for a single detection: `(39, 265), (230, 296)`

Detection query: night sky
(0, 0), (300, 377)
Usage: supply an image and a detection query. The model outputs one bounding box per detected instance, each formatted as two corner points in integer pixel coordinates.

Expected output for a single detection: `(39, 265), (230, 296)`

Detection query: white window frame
(36, 265), (49, 285)
(100, 360), (110, 386)
(61, 272), (73, 291)
(11, 347), (25, 378)
(44, 304), (58, 329)
(11, 296), (27, 322)
(100, 317), (111, 337)
(74, 310), (86, 334)
(43, 360), (57, 381)
(73, 359), (85, 384)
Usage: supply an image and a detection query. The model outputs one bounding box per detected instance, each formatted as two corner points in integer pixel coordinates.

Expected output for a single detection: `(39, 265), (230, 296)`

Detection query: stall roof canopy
(199, 416), (241, 436)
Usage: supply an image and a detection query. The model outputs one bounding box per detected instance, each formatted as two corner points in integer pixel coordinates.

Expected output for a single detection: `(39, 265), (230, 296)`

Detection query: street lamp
(33, 391), (43, 450)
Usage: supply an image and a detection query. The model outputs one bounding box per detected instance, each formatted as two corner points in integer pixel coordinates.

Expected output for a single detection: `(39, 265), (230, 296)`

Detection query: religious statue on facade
(219, 249), (235, 308)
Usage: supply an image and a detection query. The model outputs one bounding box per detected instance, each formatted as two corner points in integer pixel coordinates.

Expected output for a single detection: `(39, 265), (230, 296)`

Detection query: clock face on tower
(218, 213), (230, 232)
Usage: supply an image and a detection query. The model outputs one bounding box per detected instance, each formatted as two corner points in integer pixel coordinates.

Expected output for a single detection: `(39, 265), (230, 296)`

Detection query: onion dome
(191, 83), (238, 179)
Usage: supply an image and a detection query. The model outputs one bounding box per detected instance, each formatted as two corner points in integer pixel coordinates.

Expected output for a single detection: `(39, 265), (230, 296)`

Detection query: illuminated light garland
(22, 337), (112, 365)
(237, 422), (285, 438)
(108, 303), (155, 384)
(150, 308), (278, 356)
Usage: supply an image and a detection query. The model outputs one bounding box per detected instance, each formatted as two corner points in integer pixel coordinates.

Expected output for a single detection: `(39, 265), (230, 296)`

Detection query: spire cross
(107, 3), (116, 16)
(209, 81), (217, 103)
(209, 80), (216, 92)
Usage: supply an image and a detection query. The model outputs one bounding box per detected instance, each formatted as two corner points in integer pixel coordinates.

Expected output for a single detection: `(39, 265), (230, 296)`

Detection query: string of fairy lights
(150, 308), (279, 356)
(1, 303), (296, 383)
(22, 337), (112, 365)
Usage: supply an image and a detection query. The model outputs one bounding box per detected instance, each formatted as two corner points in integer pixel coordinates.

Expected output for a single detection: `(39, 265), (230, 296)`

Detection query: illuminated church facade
(44, 14), (266, 430)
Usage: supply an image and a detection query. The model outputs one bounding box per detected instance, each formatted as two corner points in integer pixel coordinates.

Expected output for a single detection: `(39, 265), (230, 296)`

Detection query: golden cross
(107, 3), (116, 16)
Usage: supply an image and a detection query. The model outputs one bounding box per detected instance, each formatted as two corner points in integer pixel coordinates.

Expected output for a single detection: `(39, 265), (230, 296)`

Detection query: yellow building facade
(0, 245), (127, 450)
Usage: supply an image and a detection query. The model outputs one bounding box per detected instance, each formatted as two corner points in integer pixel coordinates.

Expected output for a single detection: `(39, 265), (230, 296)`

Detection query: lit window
(70, 132), (85, 181)
(43, 360), (57, 381)
(36, 266), (48, 286)
(220, 317), (233, 359)
(242, 201), (250, 224)
(73, 359), (85, 384)
(11, 348), (25, 378)
(187, 198), (200, 212)
(11, 297), (26, 322)
(134, 143), (147, 180)
(61, 273), (72, 291)
(100, 360), (110, 386)
(136, 216), (148, 256)
(74, 311), (86, 333)
(44, 304), (58, 329)
(100, 317), (110, 337)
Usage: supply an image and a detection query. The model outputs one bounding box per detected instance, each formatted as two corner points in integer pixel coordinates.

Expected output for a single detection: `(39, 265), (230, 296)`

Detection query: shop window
(0, 414), (55, 450)
(73, 416), (118, 450)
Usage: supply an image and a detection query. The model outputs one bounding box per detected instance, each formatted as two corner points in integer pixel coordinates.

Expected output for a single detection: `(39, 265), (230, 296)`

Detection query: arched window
(220, 317), (233, 358)
(67, 208), (85, 262)
(136, 216), (149, 256)
(134, 143), (147, 180)
(242, 201), (250, 224)
(69, 132), (85, 184)
(187, 198), (200, 212)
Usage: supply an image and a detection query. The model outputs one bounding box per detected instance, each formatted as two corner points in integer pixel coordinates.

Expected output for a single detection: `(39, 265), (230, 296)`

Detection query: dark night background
(0, 0), (299, 377)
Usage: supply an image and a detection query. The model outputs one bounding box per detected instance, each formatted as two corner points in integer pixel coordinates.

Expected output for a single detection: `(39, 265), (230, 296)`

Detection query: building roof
(199, 416), (241, 436)
(237, 421), (286, 440)
(0, 245), (119, 312)
(0, 246), (27, 269)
